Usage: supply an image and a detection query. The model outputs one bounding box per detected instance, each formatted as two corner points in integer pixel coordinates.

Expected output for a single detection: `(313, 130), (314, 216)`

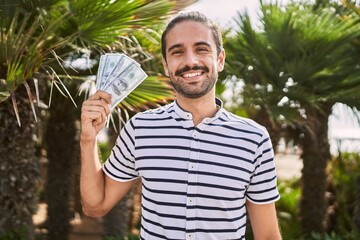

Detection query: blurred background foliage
(223, 0), (360, 237)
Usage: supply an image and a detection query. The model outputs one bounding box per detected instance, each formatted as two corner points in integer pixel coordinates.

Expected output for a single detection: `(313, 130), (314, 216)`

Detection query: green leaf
(0, 91), (10, 102)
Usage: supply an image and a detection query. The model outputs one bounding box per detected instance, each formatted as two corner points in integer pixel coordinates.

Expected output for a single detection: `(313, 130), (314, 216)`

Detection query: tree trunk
(0, 85), (40, 239)
(300, 104), (332, 236)
(44, 91), (79, 240)
(72, 143), (83, 216)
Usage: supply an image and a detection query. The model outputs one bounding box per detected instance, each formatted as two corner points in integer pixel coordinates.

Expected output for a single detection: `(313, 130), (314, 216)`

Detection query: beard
(169, 65), (217, 99)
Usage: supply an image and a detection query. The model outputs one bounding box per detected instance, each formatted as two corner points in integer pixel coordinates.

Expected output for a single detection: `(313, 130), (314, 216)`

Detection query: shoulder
(219, 109), (269, 138)
(131, 102), (173, 123)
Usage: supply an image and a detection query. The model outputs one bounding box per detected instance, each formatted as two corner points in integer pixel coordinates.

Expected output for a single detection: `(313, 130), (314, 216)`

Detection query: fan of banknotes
(96, 53), (148, 110)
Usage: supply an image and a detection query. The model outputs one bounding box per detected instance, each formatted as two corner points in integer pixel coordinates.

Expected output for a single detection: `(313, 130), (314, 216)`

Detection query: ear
(162, 57), (169, 76)
(217, 48), (226, 72)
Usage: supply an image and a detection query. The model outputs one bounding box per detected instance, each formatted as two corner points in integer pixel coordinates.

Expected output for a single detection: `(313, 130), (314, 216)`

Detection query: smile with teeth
(182, 72), (202, 78)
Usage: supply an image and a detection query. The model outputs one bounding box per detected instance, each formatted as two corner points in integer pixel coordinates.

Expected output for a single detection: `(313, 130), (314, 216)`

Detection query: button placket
(190, 129), (200, 163)
(185, 129), (200, 238)
(185, 196), (196, 239)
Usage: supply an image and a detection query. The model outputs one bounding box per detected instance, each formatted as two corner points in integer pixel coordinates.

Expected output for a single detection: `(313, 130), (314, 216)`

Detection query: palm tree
(0, 1), (73, 238)
(0, 84), (40, 239)
(341, 0), (360, 233)
(0, 0), (196, 238)
(224, 0), (360, 236)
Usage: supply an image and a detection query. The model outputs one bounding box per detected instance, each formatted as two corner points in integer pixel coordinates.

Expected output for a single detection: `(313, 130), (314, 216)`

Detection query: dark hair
(161, 11), (223, 60)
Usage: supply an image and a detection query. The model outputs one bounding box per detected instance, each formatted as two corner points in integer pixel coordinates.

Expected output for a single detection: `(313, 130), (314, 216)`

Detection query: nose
(183, 50), (199, 67)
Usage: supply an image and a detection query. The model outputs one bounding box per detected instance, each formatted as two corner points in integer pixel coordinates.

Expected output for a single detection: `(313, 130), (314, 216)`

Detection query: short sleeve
(246, 129), (280, 204)
(102, 118), (139, 182)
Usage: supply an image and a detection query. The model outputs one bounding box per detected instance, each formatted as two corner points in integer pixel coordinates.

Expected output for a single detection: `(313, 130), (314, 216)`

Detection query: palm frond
(342, 0), (360, 18)
(1, 0), (192, 127)
(56, 0), (175, 50)
(42, 66), (77, 107)
(1, 2), (80, 121)
(224, 0), (360, 139)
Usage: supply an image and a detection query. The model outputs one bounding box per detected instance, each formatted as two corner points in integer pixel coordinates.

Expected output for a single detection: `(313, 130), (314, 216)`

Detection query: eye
(171, 49), (183, 55)
(196, 47), (210, 53)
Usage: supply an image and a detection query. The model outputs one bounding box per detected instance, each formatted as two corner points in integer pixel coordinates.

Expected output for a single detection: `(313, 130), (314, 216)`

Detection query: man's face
(162, 21), (225, 99)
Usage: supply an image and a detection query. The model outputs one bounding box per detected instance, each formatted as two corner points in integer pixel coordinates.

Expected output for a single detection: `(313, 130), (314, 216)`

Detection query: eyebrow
(167, 41), (212, 53)
(194, 41), (212, 48)
(167, 43), (182, 53)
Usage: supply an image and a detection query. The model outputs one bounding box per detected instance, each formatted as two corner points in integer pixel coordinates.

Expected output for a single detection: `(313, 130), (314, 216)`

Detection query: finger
(91, 105), (108, 124)
(83, 111), (107, 129)
(88, 90), (112, 104)
(81, 110), (103, 124)
(82, 99), (111, 116)
(82, 105), (108, 124)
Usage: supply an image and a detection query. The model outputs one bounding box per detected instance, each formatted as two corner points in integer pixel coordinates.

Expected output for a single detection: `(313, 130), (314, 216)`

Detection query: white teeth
(183, 72), (201, 78)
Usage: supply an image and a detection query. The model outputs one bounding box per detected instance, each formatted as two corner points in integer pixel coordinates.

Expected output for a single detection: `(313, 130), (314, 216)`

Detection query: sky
(185, 0), (261, 28)
(184, 0), (308, 28)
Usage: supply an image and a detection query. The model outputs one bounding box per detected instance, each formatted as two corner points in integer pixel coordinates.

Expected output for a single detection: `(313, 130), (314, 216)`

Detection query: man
(80, 11), (282, 240)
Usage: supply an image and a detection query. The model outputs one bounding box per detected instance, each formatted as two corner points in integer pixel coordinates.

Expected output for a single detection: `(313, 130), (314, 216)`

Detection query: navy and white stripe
(103, 99), (280, 240)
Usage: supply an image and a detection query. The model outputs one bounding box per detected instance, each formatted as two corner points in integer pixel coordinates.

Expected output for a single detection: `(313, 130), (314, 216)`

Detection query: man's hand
(80, 91), (111, 141)
(80, 90), (136, 217)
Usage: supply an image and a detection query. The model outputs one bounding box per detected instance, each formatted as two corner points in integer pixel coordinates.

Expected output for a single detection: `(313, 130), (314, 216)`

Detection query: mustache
(175, 65), (209, 76)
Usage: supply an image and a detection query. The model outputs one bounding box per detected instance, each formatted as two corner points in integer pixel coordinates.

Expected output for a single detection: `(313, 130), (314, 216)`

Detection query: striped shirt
(103, 99), (280, 240)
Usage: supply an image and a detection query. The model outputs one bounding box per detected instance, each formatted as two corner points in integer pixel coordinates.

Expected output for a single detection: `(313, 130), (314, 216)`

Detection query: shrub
(327, 152), (360, 238)
(277, 178), (302, 239)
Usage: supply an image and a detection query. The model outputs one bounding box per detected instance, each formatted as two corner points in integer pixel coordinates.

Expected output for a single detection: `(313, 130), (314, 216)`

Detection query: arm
(246, 201), (282, 240)
(80, 91), (136, 217)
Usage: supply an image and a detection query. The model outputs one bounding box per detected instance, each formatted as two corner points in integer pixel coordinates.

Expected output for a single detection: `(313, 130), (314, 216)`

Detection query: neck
(176, 93), (218, 126)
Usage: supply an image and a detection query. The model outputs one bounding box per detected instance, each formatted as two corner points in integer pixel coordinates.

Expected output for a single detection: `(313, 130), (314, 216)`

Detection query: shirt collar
(169, 98), (224, 121)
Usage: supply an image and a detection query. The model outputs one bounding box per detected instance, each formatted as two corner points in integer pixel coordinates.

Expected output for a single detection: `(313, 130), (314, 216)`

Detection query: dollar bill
(102, 62), (148, 110)
(95, 55), (106, 90)
(96, 53), (148, 110)
(96, 53), (142, 90)
(100, 55), (138, 91)
(97, 53), (124, 91)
